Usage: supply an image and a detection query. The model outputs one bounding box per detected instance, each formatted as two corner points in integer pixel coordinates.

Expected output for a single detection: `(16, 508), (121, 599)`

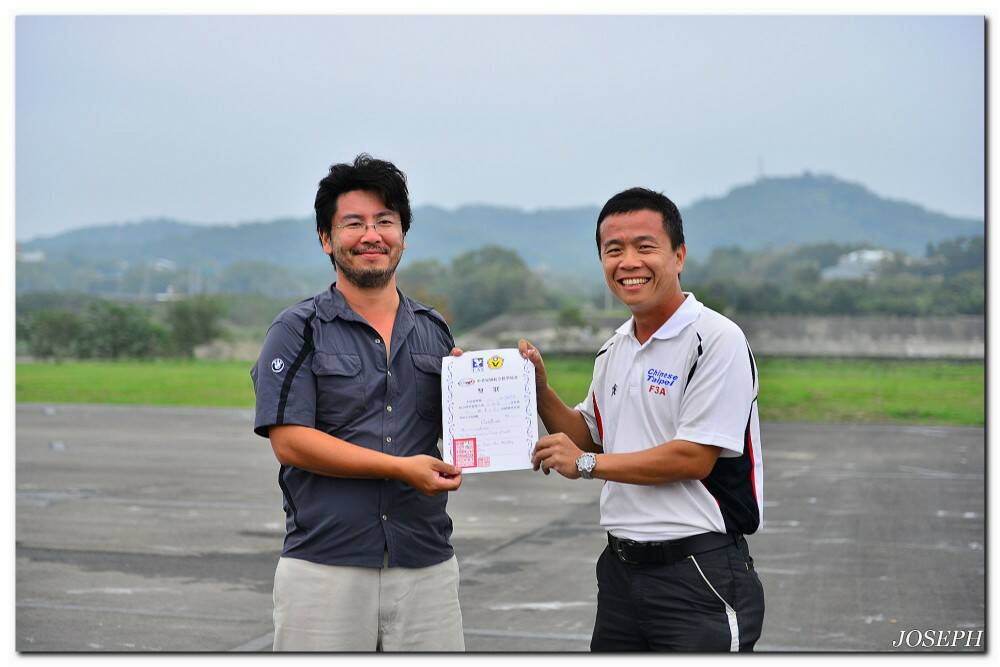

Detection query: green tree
(77, 301), (167, 359)
(557, 304), (586, 329)
(166, 296), (225, 356)
(23, 309), (87, 359)
(930, 271), (984, 315)
(448, 246), (552, 331)
(925, 236), (984, 277)
(696, 246), (752, 284)
(398, 259), (450, 295)
(397, 259), (454, 323)
(216, 260), (307, 297)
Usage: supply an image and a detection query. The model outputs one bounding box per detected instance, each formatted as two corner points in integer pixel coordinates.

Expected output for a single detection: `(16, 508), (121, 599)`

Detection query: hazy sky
(15, 14), (984, 240)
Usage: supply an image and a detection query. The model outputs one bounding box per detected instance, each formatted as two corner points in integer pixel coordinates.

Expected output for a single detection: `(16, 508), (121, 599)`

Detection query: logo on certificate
(452, 437), (478, 468)
(472, 358), (484, 372)
(487, 355), (504, 369)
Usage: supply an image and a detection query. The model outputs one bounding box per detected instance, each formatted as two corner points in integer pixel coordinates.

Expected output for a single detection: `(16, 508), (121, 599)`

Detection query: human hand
(518, 338), (548, 395)
(531, 433), (584, 479)
(403, 455), (463, 495)
(449, 347), (463, 357)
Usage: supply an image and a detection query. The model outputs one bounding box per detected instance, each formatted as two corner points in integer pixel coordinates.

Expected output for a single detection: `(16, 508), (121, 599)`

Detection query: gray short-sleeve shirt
(250, 284), (456, 568)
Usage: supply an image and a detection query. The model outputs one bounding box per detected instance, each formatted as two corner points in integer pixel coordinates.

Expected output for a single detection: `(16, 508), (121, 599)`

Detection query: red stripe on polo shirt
(592, 391), (604, 442)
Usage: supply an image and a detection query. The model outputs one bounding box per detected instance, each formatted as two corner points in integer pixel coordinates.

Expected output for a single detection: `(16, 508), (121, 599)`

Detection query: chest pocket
(312, 352), (364, 426)
(411, 352), (443, 423)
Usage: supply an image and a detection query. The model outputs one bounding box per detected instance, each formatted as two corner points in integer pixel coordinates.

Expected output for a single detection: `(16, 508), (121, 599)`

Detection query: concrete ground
(16, 404), (985, 653)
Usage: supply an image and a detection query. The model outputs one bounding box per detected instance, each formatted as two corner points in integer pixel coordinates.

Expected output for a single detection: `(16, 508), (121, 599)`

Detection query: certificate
(441, 348), (538, 473)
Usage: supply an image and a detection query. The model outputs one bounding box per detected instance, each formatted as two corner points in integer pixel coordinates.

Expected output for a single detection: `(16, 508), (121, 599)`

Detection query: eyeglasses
(334, 220), (402, 236)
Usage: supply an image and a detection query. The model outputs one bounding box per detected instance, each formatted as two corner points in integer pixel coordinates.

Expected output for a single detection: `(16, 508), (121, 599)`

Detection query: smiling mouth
(618, 277), (650, 287)
(352, 245), (389, 256)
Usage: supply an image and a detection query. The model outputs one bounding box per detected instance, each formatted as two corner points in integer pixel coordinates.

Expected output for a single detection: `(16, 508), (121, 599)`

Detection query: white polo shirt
(575, 293), (763, 541)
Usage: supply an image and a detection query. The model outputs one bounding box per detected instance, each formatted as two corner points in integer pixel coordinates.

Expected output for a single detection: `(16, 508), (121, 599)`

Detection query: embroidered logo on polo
(271, 358), (285, 373)
(646, 368), (678, 396)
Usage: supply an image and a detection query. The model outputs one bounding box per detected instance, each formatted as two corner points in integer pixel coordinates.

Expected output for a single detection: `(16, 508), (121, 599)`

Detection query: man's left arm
(532, 433), (719, 482)
(532, 325), (752, 483)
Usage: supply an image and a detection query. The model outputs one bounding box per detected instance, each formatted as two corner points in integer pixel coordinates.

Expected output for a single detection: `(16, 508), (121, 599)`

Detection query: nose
(619, 247), (642, 269)
(359, 223), (383, 243)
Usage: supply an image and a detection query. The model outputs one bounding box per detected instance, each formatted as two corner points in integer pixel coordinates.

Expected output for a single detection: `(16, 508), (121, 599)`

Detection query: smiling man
(250, 154), (465, 651)
(519, 187), (765, 652)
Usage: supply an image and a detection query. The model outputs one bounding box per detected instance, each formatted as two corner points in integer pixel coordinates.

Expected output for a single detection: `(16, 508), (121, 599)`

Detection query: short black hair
(595, 187), (684, 254)
(314, 154), (412, 240)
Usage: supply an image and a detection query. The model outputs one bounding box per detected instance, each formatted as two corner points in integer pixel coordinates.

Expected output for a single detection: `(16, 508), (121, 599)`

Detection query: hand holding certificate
(441, 348), (538, 473)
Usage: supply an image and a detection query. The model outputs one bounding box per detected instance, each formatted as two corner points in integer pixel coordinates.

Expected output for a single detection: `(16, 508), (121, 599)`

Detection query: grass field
(545, 356), (984, 426)
(15, 360), (257, 409)
(15, 357), (984, 426)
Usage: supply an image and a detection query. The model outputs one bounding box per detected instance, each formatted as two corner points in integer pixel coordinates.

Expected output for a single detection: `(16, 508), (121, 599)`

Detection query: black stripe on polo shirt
(746, 340), (757, 389)
(685, 332), (704, 388)
(701, 406), (760, 535)
(277, 465), (299, 528)
(596, 342), (614, 359)
(276, 313), (316, 426)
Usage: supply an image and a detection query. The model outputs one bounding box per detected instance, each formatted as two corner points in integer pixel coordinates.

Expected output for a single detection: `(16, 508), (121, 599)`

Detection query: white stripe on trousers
(688, 554), (739, 652)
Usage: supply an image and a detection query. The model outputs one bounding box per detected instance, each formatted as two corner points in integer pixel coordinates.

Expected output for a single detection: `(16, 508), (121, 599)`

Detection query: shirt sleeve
(674, 326), (755, 455)
(250, 318), (316, 438)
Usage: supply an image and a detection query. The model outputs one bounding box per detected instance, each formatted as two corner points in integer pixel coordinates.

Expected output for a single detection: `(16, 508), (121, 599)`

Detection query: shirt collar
(614, 293), (704, 342)
(314, 283), (351, 322)
(315, 283), (423, 324)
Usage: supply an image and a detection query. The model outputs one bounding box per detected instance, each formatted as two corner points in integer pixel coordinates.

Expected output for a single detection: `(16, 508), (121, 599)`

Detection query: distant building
(153, 258), (177, 272)
(16, 246), (45, 263)
(155, 284), (182, 302)
(820, 249), (894, 282)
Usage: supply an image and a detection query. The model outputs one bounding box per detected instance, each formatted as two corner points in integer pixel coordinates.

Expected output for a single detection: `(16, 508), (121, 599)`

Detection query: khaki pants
(272, 554), (465, 652)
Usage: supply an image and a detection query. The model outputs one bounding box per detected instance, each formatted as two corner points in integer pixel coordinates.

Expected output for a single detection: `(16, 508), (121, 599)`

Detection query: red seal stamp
(452, 437), (478, 468)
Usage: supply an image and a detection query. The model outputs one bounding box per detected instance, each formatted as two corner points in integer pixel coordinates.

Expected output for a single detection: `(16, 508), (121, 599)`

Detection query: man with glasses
(251, 154), (465, 651)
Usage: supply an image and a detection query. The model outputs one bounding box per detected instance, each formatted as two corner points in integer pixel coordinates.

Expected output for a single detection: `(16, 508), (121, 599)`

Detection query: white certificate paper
(441, 348), (538, 473)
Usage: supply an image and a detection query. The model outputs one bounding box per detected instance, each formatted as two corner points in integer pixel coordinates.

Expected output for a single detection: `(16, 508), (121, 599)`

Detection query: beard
(330, 241), (402, 289)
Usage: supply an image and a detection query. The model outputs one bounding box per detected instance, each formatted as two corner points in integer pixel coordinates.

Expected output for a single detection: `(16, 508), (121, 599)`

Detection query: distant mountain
(19, 173), (982, 286)
(20, 216), (320, 271)
(681, 172), (982, 257)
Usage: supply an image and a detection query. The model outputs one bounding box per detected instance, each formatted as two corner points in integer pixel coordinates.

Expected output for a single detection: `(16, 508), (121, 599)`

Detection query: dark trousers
(591, 536), (765, 652)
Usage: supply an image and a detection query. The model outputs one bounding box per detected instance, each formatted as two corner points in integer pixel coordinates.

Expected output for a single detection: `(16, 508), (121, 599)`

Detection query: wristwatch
(576, 452), (597, 479)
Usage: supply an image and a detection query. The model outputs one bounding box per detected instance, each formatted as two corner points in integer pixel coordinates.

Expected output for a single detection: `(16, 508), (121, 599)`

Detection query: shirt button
(386, 405), (392, 413)
(386, 436), (392, 443)
(375, 338), (382, 344)
(387, 370), (392, 376)
(381, 514), (388, 521)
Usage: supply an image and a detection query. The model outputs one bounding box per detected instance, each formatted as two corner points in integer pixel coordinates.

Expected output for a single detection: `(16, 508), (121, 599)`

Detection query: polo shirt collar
(615, 293), (704, 342)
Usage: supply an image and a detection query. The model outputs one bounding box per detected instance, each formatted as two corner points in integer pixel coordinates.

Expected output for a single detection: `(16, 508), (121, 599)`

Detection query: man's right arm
(268, 425), (461, 496)
(518, 339), (602, 453)
(252, 316), (461, 496)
